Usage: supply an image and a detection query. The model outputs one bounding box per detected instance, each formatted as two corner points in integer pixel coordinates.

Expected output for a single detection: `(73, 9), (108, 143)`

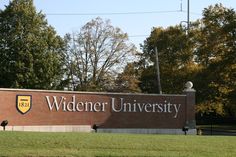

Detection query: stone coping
(0, 88), (186, 97)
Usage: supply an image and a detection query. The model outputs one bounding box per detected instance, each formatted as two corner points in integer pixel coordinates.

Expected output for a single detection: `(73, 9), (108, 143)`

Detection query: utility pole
(155, 47), (162, 94)
(180, 0), (190, 34)
(187, 0), (190, 33)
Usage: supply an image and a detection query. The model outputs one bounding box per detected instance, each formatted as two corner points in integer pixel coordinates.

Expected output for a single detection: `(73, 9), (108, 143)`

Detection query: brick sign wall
(0, 88), (196, 131)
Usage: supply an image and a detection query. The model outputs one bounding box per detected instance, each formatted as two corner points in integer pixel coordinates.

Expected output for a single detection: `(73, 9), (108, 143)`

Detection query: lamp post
(155, 47), (162, 94)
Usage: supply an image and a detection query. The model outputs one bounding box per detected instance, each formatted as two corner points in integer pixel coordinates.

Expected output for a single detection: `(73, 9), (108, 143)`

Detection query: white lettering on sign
(111, 98), (181, 118)
(45, 95), (106, 112)
(45, 96), (182, 118)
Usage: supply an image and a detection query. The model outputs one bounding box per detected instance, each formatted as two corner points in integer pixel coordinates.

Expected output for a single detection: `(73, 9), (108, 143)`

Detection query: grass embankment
(0, 131), (235, 157)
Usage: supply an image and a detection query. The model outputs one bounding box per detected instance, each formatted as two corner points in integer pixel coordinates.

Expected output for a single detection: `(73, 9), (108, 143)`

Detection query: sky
(0, 0), (236, 50)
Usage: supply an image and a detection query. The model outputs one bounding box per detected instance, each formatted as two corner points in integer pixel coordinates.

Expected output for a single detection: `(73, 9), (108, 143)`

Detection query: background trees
(193, 4), (236, 119)
(64, 17), (137, 91)
(140, 4), (236, 121)
(115, 62), (141, 93)
(140, 26), (196, 94)
(0, 0), (65, 89)
(0, 1), (235, 121)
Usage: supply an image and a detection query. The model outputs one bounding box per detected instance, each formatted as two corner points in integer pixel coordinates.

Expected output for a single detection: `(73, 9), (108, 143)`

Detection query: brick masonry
(0, 88), (196, 131)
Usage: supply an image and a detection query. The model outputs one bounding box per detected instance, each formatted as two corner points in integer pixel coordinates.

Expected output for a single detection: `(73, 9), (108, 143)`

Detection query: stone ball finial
(185, 81), (193, 89)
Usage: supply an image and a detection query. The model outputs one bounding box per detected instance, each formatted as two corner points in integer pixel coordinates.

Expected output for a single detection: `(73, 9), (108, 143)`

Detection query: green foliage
(141, 26), (196, 94)
(140, 4), (236, 118)
(0, 0), (65, 89)
(194, 4), (236, 117)
(115, 63), (141, 93)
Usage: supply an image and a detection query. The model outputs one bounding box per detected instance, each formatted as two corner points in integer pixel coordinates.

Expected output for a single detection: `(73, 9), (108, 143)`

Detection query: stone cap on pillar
(184, 81), (196, 92)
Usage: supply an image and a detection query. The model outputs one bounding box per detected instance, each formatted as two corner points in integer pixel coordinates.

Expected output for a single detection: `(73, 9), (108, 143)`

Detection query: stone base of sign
(0, 126), (196, 134)
(0, 126), (196, 135)
(97, 128), (197, 135)
(1, 125), (92, 132)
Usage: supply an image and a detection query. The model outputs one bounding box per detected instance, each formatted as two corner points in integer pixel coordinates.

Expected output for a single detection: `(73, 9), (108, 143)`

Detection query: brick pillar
(183, 81), (196, 129)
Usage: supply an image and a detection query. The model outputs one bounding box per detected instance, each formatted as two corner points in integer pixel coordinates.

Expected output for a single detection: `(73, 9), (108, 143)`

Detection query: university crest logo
(16, 95), (32, 114)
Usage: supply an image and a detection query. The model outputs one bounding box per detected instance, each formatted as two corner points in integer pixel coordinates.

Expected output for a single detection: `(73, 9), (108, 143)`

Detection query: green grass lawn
(0, 131), (235, 157)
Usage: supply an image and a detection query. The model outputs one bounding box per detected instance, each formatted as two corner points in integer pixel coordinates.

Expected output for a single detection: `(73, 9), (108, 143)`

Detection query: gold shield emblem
(16, 95), (32, 114)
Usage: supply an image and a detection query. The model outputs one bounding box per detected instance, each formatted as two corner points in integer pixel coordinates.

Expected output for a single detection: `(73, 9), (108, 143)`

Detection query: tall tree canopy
(140, 25), (197, 94)
(0, 0), (65, 89)
(64, 17), (137, 91)
(115, 62), (141, 93)
(194, 4), (236, 117)
(140, 4), (236, 119)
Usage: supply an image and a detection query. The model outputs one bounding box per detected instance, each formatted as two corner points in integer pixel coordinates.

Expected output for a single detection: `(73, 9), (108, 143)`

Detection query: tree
(0, 0), (65, 89)
(140, 4), (236, 120)
(64, 17), (137, 91)
(140, 26), (196, 94)
(194, 4), (236, 117)
(114, 62), (141, 93)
